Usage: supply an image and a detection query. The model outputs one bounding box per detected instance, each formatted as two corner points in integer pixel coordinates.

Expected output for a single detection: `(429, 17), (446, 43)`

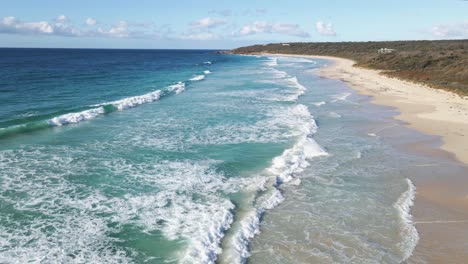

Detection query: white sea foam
(47, 88), (165, 126)
(331, 92), (351, 102)
(178, 199), (235, 264)
(264, 57), (278, 67)
(101, 160), (240, 264)
(313, 101), (326, 106)
(223, 104), (327, 263)
(203, 61), (212, 65)
(283, 76), (307, 101)
(268, 105), (328, 184)
(394, 178), (419, 261)
(187, 104), (315, 146)
(328, 111), (342, 118)
(0, 148), (238, 264)
(270, 68), (289, 78)
(108, 89), (163, 111)
(48, 107), (105, 126)
(168, 82), (186, 94)
(227, 189), (284, 262)
(204, 70), (211, 74)
(0, 148), (132, 263)
(17, 111), (39, 117)
(279, 57), (317, 64)
(190, 75), (206, 81)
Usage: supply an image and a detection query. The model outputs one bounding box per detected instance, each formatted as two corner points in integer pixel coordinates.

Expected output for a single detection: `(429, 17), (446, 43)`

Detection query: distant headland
(230, 40), (468, 95)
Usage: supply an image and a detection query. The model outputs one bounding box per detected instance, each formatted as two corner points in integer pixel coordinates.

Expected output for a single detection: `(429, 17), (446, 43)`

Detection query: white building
(378, 48), (396, 53)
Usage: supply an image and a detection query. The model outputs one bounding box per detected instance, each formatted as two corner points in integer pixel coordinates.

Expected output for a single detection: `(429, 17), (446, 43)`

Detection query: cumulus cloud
(315, 21), (336, 36)
(190, 17), (226, 29)
(0, 16), (143, 38)
(178, 32), (219, 40)
(96, 21), (129, 38)
(55, 15), (68, 23)
(0, 16), (54, 34)
(429, 22), (468, 38)
(238, 21), (310, 37)
(85, 17), (97, 26)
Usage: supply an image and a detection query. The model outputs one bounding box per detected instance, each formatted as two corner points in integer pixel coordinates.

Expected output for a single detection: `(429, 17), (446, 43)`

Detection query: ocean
(0, 49), (418, 263)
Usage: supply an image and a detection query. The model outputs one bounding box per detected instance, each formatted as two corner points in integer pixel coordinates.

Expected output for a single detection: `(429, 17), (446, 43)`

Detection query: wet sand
(377, 116), (468, 263)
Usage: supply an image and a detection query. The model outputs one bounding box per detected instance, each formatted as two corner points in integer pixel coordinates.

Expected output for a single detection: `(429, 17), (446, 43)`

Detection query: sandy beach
(273, 54), (468, 263)
(268, 54), (468, 165)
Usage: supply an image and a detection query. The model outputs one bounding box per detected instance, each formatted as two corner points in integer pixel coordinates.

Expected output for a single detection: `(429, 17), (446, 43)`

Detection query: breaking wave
(190, 75), (205, 81)
(223, 104), (328, 263)
(394, 178), (419, 261)
(0, 75), (201, 138)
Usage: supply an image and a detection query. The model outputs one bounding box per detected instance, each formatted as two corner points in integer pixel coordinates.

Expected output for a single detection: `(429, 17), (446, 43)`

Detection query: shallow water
(0, 50), (417, 263)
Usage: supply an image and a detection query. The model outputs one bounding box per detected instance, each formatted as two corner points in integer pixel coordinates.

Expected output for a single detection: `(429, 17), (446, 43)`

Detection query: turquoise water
(0, 50), (417, 263)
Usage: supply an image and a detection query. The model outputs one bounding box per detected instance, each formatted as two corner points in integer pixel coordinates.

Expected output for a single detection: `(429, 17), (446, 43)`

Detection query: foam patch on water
(269, 68), (289, 79)
(190, 75), (205, 81)
(264, 57), (278, 67)
(283, 76), (307, 101)
(313, 101), (326, 107)
(328, 111), (342, 118)
(268, 105), (328, 185)
(0, 148), (132, 263)
(168, 82), (186, 94)
(394, 178), (419, 261)
(204, 70), (211, 74)
(203, 61), (212, 65)
(331, 92), (351, 102)
(17, 111), (39, 118)
(278, 57), (317, 64)
(187, 104), (314, 146)
(225, 189), (284, 262)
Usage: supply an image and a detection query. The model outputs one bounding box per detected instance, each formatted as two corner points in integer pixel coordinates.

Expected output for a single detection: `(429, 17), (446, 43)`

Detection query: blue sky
(1, 0), (467, 49)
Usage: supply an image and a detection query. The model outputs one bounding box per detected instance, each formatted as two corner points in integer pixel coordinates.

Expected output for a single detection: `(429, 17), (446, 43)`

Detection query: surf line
(414, 220), (468, 224)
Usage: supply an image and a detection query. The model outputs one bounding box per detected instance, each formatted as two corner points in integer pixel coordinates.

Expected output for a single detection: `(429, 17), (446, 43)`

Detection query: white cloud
(429, 22), (468, 38)
(0, 16), (138, 38)
(96, 21), (129, 38)
(238, 21), (310, 37)
(190, 17), (226, 29)
(85, 17), (97, 26)
(0, 16), (54, 34)
(55, 15), (68, 23)
(315, 21), (336, 36)
(178, 32), (219, 40)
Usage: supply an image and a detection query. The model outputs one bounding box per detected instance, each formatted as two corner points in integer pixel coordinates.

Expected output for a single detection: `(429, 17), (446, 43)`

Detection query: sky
(0, 0), (467, 49)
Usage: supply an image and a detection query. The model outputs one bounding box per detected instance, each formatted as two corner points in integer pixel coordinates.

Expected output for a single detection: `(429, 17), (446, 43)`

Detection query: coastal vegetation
(231, 40), (468, 95)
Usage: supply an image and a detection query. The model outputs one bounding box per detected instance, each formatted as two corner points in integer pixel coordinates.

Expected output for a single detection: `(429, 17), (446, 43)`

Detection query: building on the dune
(378, 48), (396, 53)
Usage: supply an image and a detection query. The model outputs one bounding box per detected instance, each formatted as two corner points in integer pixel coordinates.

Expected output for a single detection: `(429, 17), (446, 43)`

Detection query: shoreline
(260, 53), (468, 165)
(254, 53), (468, 262)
